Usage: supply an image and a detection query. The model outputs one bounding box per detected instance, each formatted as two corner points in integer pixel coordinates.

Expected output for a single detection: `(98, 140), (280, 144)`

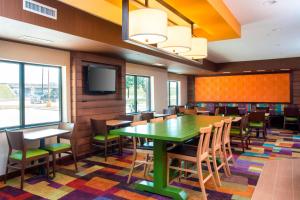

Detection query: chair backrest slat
(197, 126), (213, 156)
(248, 111), (265, 122)
(58, 122), (76, 141)
(284, 107), (299, 117)
(223, 118), (233, 144)
(211, 121), (225, 149)
(5, 130), (25, 151)
(90, 119), (108, 137)
(130, 120), (148, 148)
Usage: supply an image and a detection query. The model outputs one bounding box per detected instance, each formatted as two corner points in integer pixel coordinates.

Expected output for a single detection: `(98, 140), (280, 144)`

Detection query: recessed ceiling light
(154, 63), (165, 66)
(272, 28), (281, 32)
(280, 69), (290, 71)
(222, 72), (231, 74)
(243, 71), (252, 73)
(257, 70), (266, 72)
(263, 0), (277, 6)
(19, 35), (53, 44)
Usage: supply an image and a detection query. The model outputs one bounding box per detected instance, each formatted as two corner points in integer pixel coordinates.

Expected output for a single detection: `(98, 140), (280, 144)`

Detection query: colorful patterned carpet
(1, 129), (300, 200)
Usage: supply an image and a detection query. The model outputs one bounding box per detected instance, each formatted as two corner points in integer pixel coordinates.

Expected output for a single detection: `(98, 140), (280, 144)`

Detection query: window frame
(0, 59), (63, 131)
(126, 74), (151, 113)
(168, 80), (179, 106)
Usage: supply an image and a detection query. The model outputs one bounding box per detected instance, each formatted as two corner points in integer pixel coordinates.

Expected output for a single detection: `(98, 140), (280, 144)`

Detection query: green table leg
(135, 139), (188, 200)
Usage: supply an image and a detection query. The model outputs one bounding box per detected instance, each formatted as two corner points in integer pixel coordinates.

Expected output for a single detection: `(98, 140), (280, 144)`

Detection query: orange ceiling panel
(163, 0), (241, 41)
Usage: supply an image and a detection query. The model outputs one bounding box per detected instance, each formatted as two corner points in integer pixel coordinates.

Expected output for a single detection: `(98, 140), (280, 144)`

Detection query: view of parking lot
(0, 61), (61, 128)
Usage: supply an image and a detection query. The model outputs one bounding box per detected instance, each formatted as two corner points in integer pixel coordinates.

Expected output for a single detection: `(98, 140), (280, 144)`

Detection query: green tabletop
(111, 115), (225, 142)
(111, 115), (225, 200)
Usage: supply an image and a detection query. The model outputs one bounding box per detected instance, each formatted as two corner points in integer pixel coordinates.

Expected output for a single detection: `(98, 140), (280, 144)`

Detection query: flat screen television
(84, 64), (117, 94)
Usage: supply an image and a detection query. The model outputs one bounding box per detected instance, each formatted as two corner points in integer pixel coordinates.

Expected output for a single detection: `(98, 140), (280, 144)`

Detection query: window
(0, 60), (62, 130)
(168, 81), (179, 106)
(126, 75), (151, 113)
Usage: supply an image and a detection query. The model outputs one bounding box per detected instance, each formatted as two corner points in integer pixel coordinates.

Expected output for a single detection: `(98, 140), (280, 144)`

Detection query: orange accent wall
(195, 73), (290, 103)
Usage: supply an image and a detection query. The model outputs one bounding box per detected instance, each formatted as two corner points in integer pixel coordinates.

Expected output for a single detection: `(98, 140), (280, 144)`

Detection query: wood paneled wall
(187, 76), (195, 103)
(71, 52), (126, 156)
(292, 71), (300, 107)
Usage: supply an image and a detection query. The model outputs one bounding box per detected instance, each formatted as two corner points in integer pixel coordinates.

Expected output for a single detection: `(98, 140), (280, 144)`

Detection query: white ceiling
(208, 0), (300, 63)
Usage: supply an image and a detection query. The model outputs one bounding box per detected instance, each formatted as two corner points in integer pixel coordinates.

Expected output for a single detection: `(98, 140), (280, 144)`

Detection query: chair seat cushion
(285, 117), (298, 122)
(230, 128), (241, 135)
(249, 121), (264, 128)
(43, 143), (71, 152)
(167, 145), (197, 157)
(184, 137), (199, 146)
(94, 135), (119, 141)
(139, 142), (154, 150)
(10, 149), (49, 160)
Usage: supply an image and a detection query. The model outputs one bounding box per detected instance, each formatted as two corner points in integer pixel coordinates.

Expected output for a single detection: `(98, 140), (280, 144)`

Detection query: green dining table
(110, 115), (225, 200)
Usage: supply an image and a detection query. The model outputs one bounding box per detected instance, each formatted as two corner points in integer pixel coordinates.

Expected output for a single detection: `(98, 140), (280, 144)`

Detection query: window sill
(0, 122), (60, 132)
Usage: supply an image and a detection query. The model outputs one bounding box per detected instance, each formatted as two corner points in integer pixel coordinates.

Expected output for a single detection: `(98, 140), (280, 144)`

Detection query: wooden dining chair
(165, 115), (177, 120)
(283, 106), (300, 129)
(222, 118), (235, 176)
(43, 122), (78, 177)
(4, 130), (50, 189)
(127, 120), (153, 183)
(90, 119), (121, 161)
(184, 109), (197, 115)
(163, 107), (176, 115)
(248, 111), (266, 138)
(167, 126), (216, 200)
(215, 106), (225, 116)
(210, 120), (229, 186)
(230, 114), (250, 152)
(141, 112), (154, 122)
(150, 117), (164, 123)
(256, 107), (270, 127)
(226, 107), (240, 116)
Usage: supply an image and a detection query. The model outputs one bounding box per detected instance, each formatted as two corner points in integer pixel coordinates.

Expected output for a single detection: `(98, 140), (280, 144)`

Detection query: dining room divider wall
(71, 52), (126, 156)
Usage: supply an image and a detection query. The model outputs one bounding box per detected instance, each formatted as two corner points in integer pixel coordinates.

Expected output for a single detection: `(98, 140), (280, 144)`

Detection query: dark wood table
(106, 120), (132, 128)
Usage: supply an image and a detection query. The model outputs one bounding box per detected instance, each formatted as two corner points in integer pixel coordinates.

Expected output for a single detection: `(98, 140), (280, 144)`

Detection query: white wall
(126, 63), (188, 113)
(0, 40), (71, 175)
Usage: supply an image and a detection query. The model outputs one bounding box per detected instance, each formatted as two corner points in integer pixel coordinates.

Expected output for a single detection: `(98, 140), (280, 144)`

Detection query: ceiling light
(222, 72), (231, 74)
(243, 71), (252, 73)
(272, 28), (281, 32)
(263, 0), (277, 6)
(280, 69), (290, 71)
(154, 63), (164, 66)
(129, 8), (168, 44)
(180, 37), (207, 59)
(158, 26), (192, 54)
(257, 70), (266, 72)
(19, 35), (53, 44)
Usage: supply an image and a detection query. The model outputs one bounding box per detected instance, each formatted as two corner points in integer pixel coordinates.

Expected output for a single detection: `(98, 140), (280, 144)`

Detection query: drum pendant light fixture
(181, 37), (208, 59)
(129, 8), (168, 44)
(157, 26), (192, 54)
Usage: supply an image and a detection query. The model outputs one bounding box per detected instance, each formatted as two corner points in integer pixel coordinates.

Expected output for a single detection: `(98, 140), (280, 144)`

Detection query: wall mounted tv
(84, 63), (117, 94)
